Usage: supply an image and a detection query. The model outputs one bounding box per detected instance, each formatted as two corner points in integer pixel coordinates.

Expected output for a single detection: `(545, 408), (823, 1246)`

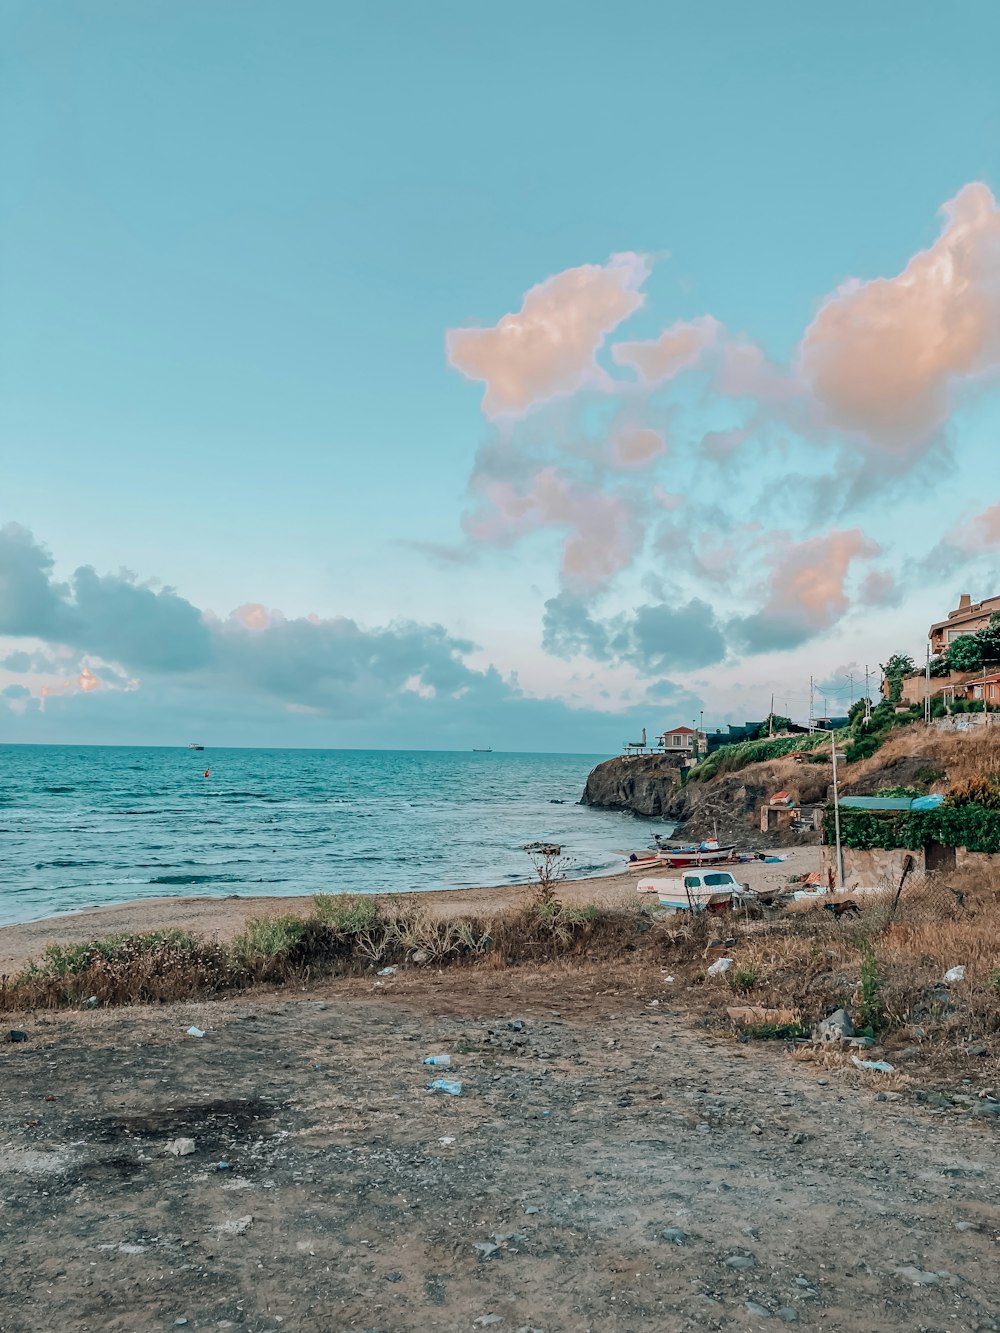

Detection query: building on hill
(656, 725), (706, 755)
(929, 592), (1000, 654)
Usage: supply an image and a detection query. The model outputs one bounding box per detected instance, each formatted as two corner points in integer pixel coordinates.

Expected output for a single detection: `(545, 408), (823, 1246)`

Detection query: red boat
(657, 840), (737, 867)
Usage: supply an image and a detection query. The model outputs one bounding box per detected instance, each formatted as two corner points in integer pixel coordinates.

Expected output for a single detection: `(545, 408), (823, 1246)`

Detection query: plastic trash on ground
(943, 965), (966, 983)
(422, 1054), (452, 1067)
(851, 1055), (895, 1074)
(707, 957), (734, 976)
(376, 966), (397, 976)
(427, 1078), (462, 1096)
(186, 1026), (205, 1038)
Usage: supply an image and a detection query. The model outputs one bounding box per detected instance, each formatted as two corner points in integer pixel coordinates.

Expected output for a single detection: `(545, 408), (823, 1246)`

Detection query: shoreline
(0, 846), (820, 974)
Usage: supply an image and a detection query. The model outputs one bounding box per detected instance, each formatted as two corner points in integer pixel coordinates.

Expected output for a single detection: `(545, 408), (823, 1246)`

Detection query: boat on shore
(636, 869), (746, 912)
(654, 839), (737, 867)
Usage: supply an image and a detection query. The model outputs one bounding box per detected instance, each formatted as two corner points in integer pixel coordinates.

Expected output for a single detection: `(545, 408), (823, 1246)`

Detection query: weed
(729, 965), (760, 993)
(314, 893), (380, 932)
(858, 940), (883, 1032)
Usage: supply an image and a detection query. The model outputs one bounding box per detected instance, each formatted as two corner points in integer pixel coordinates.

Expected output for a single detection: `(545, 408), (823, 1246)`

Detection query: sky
(2, 0), (1000, 750)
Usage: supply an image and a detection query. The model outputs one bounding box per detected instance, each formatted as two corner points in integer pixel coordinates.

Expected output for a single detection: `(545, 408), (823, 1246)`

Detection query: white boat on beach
(637, 870), (749, 913)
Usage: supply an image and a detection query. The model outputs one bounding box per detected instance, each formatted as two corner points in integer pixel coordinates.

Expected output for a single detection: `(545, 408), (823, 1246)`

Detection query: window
(704, 873), (734, 886)
(683, 876), (701, 889)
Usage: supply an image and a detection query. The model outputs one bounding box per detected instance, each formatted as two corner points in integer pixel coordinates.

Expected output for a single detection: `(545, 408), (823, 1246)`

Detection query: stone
(524, 1206), (541, 1215)
(813, 1009), (855, 1043)
(164, 1138), (196, 1157)
(777, 1310), (799, 1324)
(219, 1215), (253, 1235)
(745, 1301), (771, 1317)
(724, 1254), (756, 1270)
(474, 1317), (503, 1328)
(384, 1271), (402, 1282)
(973, 1100), (1000, 1118)
(7, 1030), (28, 1043)
(895, 1267), (941, 1286)
(474, 1242), (500, 1259)
(661, 1228), (689, 1244)
(411, 949), (430, 965)
(956, 1221), (982, 1233)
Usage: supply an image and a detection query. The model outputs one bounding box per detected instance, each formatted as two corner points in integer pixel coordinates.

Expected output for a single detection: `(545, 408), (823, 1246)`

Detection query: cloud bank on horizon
(4, 183), (1000, 745)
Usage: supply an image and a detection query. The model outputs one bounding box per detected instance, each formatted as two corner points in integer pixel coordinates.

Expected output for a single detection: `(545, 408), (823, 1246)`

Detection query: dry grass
(0, 893), (654, 1012)
(844, 723), (1000, 789)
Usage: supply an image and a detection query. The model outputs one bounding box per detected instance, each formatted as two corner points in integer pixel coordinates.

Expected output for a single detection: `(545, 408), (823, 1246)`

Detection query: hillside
(581, 724), (1000, 848)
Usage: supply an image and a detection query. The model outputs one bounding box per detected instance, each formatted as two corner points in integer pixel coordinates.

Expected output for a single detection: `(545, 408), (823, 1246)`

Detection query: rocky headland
(581, 753), (826, 848)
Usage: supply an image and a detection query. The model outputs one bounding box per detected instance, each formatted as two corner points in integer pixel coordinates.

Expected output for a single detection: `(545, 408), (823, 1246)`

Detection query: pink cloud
(465, 467), (641, 589)
(445, 253), (649, 418)
(716, 340), (800, 402)
(948, 498), (1000, 553)
(609, 426), (668, 470)
(233, 603), (274, 630)
(798, 182), (1000, 451)
(740, 528), (880, 650)
(860, 568), (898, 606)
(611, 315), (720, 385)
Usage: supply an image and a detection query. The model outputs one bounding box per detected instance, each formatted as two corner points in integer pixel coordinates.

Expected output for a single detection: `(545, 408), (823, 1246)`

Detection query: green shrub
(729, 965), (760, 993)
(231, 914), (308, 962)
(26, 930), (204, 979)
(314, 893), (380, 931)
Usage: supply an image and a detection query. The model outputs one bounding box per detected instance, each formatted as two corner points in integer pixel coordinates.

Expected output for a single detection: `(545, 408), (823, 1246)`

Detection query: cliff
(581, 754), (824, 847)
(580, 753), (687, 817)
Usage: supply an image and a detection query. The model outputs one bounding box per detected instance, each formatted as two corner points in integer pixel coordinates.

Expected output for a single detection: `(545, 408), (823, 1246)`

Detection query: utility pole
(831, 728), (844, 890)
(769, 693), (774, 737)
(848, 671), (855, 708)
(809, 675), (815, 731)
(864, 665), (872, 728)
(925, 643), (931, 725)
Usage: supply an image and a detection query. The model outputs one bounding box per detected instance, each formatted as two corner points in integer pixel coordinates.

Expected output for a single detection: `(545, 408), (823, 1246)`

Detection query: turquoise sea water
(0, 746), (663, 928)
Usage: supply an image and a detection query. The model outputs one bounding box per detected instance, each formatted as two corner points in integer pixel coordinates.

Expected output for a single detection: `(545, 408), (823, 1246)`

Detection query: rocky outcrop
(581, 757), (821, 847)
(580, 754), (687, 817)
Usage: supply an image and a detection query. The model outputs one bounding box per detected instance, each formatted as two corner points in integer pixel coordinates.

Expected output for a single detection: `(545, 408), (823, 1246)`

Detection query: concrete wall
(822, 843), (1000, 887)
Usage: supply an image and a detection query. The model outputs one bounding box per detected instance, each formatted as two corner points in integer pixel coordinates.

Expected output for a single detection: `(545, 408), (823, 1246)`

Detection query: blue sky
(2, 1), (1000, 748)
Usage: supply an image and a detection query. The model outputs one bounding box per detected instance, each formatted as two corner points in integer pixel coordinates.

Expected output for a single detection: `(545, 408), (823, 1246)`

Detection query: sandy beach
(0, 846), (820, 974)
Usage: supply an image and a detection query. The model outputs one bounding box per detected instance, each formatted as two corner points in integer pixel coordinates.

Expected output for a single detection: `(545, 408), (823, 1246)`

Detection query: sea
(0, 746), (670, 928)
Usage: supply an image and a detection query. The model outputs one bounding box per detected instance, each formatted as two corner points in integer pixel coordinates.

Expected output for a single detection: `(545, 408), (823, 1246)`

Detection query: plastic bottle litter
(186, 1026), (205, 1038)
(851, 1055), (896, 1074)
(422, 1054), (452, 1067)
(707, 957), (734, 976)
(376, 966), (398, 977)
(944, 965), (966, 983)
(427, 1078), (463, 1096)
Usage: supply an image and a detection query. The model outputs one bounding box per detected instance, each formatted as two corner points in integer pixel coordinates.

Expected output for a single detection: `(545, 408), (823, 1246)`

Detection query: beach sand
(0, 845), (820, 973)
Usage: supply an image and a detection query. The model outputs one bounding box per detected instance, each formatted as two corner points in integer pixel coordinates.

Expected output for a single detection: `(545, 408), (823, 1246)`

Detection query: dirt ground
(0, 848), (819, 976)
(3, 954), (1000, 1333)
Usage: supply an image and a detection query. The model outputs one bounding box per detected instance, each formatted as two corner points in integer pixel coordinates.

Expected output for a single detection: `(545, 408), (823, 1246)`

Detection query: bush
(231, 914), (308, 964)
(314, 893), (380, 931)
(689, 732), (828, 782)
(845, 734), (884, 764)
(945, 777), (1000, 811)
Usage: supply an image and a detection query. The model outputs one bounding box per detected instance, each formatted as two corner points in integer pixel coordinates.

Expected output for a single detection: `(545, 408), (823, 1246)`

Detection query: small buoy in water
(203, 769), (210, 778)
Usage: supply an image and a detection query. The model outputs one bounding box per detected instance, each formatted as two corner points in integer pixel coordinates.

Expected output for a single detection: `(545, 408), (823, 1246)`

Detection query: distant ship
(188, 743), (205, 751)
(472, 747), (493, 753)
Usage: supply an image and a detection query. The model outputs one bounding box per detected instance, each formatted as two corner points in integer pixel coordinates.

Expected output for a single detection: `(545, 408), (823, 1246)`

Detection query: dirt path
(1, 958), (996, 1332)
(0, 847), (819, 975)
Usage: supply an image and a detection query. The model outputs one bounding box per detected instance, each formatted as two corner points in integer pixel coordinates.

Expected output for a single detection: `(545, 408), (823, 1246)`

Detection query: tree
(755, 714), (793, 738)
(975, 612), (1000, 663)
(928, 654), (949, 677)
(881, 653), (915, 703)
(946, 634), (984, 674)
